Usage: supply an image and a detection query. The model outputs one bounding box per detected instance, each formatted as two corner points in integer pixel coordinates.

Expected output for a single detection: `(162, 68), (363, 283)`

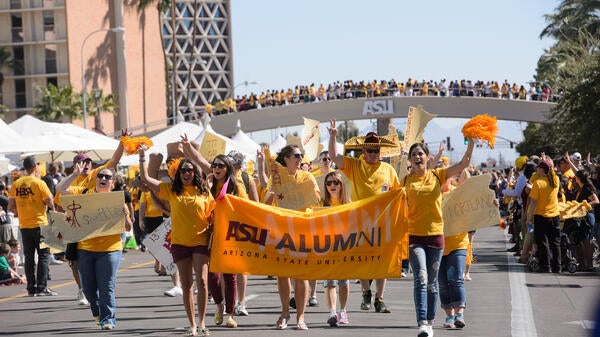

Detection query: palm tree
(34, 84), (81, 122)
(87, 89), (117, 133)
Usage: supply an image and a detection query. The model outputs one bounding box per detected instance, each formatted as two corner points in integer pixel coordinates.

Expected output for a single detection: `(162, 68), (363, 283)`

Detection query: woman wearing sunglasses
(320, 171), (351, 327)
(139, 144), (214, 337)
(257, 144), (320, 331)
(206, 155), (248, 328)
(56, 164), (132, 330)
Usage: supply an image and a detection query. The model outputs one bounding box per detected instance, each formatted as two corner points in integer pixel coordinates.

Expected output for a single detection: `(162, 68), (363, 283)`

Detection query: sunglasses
(180, 168), (194, 174)
(321, 157), (331, 162)
(211, 163), (227, 169)
(289, 153), (303, 159)
(97, 173), (113, 180)
(326, 180), (340, 186)
(365, 148), (380, 154)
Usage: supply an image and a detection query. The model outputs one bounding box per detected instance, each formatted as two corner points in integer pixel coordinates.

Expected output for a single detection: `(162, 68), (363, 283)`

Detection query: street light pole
(234, 80), (258, 98)
(81, 27), (125, 129)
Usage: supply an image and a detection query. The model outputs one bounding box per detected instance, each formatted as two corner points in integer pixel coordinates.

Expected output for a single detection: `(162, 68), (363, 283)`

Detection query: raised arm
(180, 133), (211, 175)
(446, 137), (475, 179)
(107, 129), (129, 170)
(428, 142), (445, 169)
(56, 162), (85, 195)
(327, 119), (344, 169)
(138, 146), (161, 193)
(256, 146), (269, 188)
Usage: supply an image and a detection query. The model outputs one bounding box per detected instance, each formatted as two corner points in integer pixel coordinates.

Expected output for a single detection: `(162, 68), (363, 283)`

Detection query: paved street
(0, 226), (598, 337)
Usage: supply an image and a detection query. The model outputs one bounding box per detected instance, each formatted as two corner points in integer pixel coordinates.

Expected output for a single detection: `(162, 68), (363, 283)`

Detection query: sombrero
(344, 132), (399, 150)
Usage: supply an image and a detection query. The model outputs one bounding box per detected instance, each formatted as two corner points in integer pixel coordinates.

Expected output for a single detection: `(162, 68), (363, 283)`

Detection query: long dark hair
(575, 170), (597, 194)
(409, 142), (430, 157)
(322, 171), (350, 206)
(276, 145), (301, 167)
(209, 154), (239, 197)
(171, 158), (209, 196)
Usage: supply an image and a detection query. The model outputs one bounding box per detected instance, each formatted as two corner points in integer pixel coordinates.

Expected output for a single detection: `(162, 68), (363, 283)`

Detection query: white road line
(507, 242), (538, 337)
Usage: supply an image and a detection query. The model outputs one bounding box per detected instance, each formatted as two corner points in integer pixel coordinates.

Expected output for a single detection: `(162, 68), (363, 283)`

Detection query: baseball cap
(73, 153), (91, 163)
(572, 152), (582, 161)
(23, 156), (37, 170)
(227, 151), (245, 166)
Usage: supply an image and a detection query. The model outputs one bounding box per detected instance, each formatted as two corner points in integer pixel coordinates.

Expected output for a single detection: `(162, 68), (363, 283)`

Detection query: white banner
(142, 218), (177, 276)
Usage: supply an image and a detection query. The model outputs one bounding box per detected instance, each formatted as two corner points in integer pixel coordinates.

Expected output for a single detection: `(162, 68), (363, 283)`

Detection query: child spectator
(0, 242), (25, 284)
(6, 239), (21, 272)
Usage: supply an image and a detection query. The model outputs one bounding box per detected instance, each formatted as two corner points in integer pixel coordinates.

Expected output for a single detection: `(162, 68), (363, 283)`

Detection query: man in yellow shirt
(8, 156), (56, 297)
(328, 122), (399, 314)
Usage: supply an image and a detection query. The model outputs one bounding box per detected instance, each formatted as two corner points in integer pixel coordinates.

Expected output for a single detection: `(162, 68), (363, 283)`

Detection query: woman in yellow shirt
(57, 165), (132, 330)
(402, 140), (474, 337)
(526, 159), (561, 273)
(139, 146), (215, 337)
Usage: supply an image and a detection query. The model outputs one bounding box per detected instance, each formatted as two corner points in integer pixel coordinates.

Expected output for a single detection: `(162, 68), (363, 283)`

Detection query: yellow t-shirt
(55, 161), (111, 208)
(266, 169), (320, 210)
(529, 174), (560, 217)
(69, 187), (123, 252)
(9, 176), (52, 228)
(342, 156), (399, 201)
(158, 182), (215, 246)
(443, 233), (469, 256)
(402, 168), (447, 236)
(140, 191), (163, 218)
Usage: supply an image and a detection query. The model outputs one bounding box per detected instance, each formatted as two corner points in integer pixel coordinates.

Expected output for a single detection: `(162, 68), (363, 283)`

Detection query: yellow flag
(301, 117), (320, 161)
(210, 192), (408, 280)
(403, 105), (437, 152)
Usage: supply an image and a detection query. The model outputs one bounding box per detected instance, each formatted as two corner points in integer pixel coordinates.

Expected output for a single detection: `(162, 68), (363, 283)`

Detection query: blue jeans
(409, 244), (443, 325)
(20, 227), (50, 294)
(438, 249), (467, 310)
(78, 249), (122, 327)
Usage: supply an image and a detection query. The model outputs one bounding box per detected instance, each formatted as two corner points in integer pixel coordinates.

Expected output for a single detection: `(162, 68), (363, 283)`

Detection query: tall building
(0, 0), (167, 135)
(162, 0), (234, 122)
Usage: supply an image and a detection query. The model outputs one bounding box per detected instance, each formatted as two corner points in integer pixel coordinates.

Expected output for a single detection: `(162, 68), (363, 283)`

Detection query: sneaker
(374, 297), (391, 313)
(289, 297), (296, 309)
(327, 314), (338, 327)
(428, 325), (434, 336)
(401, 271), (408, 278)
(214, 309), (223, 325)
(308, 296), (318, 307)
(443, 315), (455, 329)
(454, 313), (465, 329)
(235, 303), (249, 316)
(417, 324), (429, 337)
(77, 289), (89, 305)
(164, 286), (183, 297)
(36, 288), (58, 296)
(337, 310), (349, 324)
(225, 315), (237, 328)
(101, 324), (114, 330)
(361, 290), (372, 310)
(50, 256), (63, 265)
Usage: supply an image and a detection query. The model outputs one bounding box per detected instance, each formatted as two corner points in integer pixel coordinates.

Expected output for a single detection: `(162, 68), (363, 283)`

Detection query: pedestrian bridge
(208, 96), (555, 136)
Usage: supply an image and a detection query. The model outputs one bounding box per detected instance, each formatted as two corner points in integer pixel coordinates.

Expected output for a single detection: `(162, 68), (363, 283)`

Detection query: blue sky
(229, 0), (559, 166)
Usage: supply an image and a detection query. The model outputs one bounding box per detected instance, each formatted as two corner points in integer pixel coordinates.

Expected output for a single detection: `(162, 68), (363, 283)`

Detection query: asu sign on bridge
(210, 96), (554, 136)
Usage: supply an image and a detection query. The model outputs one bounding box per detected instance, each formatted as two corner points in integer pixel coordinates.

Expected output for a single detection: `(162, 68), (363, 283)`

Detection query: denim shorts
(323, 279), (349, 288)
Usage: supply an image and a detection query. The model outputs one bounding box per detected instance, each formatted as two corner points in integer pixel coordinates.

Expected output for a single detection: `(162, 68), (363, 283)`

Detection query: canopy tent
(0, 156), (17, 176)
(231, 120), (261, 157)
(10, 115), (119, 162)
(0, 118), (47, 154)
(269, 134), (287, 154)
(120, 121), (204, 166)
(194, 124), (257, 162)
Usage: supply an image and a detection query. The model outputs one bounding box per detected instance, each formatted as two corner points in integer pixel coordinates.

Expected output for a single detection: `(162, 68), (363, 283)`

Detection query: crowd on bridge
(172, 77), (559, 121)
(1, 122), (598, 337)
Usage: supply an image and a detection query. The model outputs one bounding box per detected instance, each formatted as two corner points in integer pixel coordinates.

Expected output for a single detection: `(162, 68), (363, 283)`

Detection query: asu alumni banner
(210, 191), (408, 280)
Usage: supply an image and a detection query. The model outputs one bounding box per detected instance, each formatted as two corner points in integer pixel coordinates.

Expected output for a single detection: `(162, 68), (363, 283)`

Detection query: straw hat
(344, 132), (399, 150)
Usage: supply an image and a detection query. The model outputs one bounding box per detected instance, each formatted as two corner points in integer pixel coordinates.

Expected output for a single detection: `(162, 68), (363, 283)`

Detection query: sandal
(200, 328), (210, 336)
(276, 314), (290, 330)
(296, 321), (308, 330)
(183, 327), (197, 336)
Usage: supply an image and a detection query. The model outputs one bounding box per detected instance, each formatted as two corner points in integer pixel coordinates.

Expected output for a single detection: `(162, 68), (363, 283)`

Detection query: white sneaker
(417, 324), (429, 337)
(50, 256), (63, 265)
(235, 303), (249, 316)
(164, 286), (183, 297)
(77, 289), (89, 305)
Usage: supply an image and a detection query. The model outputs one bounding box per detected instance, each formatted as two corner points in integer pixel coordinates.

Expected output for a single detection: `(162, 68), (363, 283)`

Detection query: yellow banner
(403, 105), (436, 152)
(44, 192), (126, 244)
(301, 117), (320, 161)
(442, 174), (501, 236)
(210, 192), (408, 280)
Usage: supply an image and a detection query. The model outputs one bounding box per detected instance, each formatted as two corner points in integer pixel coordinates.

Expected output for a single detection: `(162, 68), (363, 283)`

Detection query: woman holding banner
(401, 139), (474, 337)
(139, 143), (215, 337)
(257, 144), (320, 331)
(56, 164), (132, 330)
(206, 154), (247, 328)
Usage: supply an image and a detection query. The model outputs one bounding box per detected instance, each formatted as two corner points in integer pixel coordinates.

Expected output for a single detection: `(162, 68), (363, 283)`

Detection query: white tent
(0, 118), (46, 154)
(0, 156), (17, 176)
(10, 115), (119, 162)
(231, 121), (261, 157)
(269, 134), (287, 154)
(320, 137), (344, 155)
(120, 122), (204, 166)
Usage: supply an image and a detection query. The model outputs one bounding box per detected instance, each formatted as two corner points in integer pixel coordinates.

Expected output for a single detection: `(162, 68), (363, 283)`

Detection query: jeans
(409, 244), (443, 325)
(438, 249), (467, 309)
(20, 227), (50, 294)
(78, 249), (122, 327)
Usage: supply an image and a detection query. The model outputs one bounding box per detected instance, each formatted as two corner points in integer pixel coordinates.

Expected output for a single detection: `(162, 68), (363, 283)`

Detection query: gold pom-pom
(461, 114), (498, 148)
(121, 136), (154, 155)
